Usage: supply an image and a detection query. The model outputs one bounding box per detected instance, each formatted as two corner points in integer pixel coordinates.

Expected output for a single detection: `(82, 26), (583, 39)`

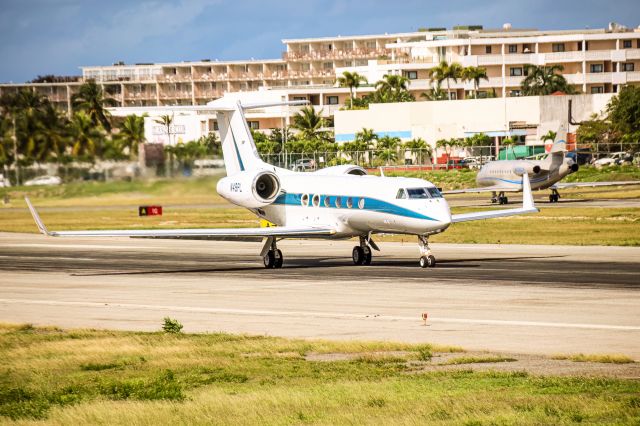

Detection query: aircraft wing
(451, 174), (539, 223)
(552, 181), (640, 189)
(443, 185), (522, 195)
(25, 197), (335, 239)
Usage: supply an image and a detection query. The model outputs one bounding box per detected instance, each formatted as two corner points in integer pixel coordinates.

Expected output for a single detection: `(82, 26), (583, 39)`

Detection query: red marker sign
(139, 205), (163, 216)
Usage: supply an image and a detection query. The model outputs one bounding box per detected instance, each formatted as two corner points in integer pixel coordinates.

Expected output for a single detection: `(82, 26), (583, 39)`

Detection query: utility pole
(11, 114), (19, 186)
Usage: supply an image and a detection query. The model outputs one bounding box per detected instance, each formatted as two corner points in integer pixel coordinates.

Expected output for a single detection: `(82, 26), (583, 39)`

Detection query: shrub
(162, 317), (183, 334)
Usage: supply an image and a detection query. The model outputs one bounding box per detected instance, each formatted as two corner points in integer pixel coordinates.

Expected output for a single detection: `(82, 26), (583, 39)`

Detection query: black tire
(352, 246), (364, 265)
(274, 249), (283, 268)
(419, 256), (428, 268)
(427, 255), (436, 268)
(363, 246), (372, 265)
(263, 250), (275, 269)
(549, 194), (554, 203)
(503, 197), (508, 204)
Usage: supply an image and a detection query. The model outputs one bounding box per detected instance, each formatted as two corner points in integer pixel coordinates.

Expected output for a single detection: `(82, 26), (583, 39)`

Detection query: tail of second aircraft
(541, 139), (567, 171)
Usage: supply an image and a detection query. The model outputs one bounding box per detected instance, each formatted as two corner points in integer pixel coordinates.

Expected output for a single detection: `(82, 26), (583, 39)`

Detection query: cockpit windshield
(403, 187), (443, 199)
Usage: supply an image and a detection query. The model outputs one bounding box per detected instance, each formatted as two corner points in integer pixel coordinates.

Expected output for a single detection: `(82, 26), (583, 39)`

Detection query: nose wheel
(418, 236), (436, 268)
(549, 189), (560, 203)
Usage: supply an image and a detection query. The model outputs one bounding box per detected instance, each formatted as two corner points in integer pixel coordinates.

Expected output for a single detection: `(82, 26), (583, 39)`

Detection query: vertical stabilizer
(216, 101), (265, 176)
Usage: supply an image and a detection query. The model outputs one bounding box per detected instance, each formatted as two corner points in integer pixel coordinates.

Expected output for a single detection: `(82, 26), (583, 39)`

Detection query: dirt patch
(306, 350), (639, 379)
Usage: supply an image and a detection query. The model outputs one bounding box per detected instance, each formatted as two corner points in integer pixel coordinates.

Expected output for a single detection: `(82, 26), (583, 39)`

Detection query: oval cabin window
(301, 194), (309, 207)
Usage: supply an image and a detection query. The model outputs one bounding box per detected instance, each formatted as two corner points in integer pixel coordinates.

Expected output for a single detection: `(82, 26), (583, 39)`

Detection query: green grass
(0, 324), (638, 424)
(551, 354), (636, 364)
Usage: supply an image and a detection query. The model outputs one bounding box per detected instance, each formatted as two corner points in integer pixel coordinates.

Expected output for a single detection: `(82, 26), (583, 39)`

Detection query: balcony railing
(283, 48), (391, 61)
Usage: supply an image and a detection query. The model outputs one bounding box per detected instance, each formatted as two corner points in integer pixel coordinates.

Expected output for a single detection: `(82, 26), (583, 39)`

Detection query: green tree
(117, 114), (147, 159)
(501, 137), (517, 159)
(373, 74), (415, 103)
(375, 135), (401, 165)
(291, 106), (326, 140)
(72, 80), (117, 132)
(429, 61), (464, 100)
(606, 85), (640, 149)
(541, 130), (557, 144)
(420, 85), (447, 101)
(69, 111), (104, 159)
(336, 71), (368, 109)
(521, 64), (576, 96)
(403, 137), (432, 164)
(462, 66), (489, 98)
(576, 114), (611, 152)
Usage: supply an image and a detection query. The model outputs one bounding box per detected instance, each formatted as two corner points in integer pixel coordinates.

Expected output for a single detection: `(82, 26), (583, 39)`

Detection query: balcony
(283, 48), (391, 61)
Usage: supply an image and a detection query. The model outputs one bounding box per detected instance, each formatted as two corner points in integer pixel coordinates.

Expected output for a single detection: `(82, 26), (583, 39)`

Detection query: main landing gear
(418, 236), (436, 268)
(491, 191), (509, 205)
(263, 237), (283, 269)
(352, 235), (373, 265)
(549, 188), (560, 203)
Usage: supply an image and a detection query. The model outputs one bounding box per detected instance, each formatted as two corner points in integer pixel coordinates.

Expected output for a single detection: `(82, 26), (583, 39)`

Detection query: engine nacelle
(314, 165), (368, 176)
(217, 170), (281, 208)
(513, 164), (541, 176)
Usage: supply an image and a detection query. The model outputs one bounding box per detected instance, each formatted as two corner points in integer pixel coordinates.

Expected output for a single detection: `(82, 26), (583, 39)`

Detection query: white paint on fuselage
(260, 174), (452, 238)
(477, 157), (575, 191)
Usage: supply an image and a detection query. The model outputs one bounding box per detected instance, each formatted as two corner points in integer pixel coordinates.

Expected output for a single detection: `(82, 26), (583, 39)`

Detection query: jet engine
(513, 164), (541, 176)
(217, 170), (281, 208)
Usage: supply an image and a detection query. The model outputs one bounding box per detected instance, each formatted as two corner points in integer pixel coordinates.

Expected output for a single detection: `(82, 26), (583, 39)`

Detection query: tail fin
(550, 140), (567, 154)
(216, 101), (265, 176)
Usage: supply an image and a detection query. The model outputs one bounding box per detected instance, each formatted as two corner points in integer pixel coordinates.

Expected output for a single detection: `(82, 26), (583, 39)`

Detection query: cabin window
(323, 196), (331, 207)
(346, 197), (353, 208)
(335, 196), (342, 208)
(396, 189), (407, 199)
(358, 198), (365, 209)
(301, 194), (309, 207)
(312, 194), (320, 207)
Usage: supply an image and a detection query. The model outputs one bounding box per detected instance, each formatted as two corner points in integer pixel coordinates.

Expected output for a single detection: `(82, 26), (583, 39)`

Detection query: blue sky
(1, 0), (639, 83)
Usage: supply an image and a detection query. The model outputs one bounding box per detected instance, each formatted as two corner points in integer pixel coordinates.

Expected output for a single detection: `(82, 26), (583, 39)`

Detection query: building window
(522, 44), (532, 53)
(509, 90), (522, 97)
(622, 40), (632, 49)
(323, 62), (333, 70)
(293, 96), (307, 101)
(510, 67), (523, 76)
(508, 44), (517, 54)
(405, 71), (418, 80)
(485, 45), (492, 54)
(591, 86), (604, 94)
(366, 41), (376, 49)
(326, 96), (339, 105)
(590, 64), (604, 73)
(248, 121), (260, 129)
(621, 63), (635, 72)
(552, 43), (566, 52)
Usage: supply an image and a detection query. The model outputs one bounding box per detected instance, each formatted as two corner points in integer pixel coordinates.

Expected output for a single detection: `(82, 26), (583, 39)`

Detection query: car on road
(24, 175), (62, 186)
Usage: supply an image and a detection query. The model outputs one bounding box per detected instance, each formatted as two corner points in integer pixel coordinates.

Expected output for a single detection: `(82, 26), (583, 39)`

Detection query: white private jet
(447, 141), (640, 204)
(26, 99), (539, 269)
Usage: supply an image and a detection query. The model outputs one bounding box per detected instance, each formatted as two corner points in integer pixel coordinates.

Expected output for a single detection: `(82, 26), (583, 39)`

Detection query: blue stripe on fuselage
(273, 193), (437, 221)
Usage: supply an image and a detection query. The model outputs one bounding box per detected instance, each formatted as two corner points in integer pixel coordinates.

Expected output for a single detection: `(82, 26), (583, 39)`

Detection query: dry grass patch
(552, 353), (636, 364)
(440, 356), (518, 365)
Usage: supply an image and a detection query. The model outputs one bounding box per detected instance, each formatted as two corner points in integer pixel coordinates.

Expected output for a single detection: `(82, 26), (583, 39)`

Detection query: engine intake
(217, 170), (281, 208)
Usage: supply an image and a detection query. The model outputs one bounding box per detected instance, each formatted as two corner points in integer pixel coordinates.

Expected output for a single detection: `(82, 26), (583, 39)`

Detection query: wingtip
(24, 196), (49, 236)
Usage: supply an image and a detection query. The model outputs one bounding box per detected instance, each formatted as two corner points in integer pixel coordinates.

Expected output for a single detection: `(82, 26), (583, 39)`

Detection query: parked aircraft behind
(26, 98), (539, 269)
(446, 141), (640, 203)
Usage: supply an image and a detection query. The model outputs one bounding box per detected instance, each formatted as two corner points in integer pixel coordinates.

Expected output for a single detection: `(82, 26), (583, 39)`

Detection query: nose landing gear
(491, 191), (509, 205)
(418, 236), (436, 268)
(549, 189), (560, 203)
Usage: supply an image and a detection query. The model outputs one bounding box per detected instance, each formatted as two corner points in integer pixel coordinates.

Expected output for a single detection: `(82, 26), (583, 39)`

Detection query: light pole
(12, 114), (19, 186)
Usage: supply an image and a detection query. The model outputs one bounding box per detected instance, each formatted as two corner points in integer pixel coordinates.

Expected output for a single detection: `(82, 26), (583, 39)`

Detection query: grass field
(1, 167), (639, 245)
(1, 324), (638, 425)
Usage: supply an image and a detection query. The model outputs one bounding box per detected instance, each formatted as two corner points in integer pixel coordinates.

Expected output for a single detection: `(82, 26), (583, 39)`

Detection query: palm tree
(117, 114), (147, 159)
(291, 106), (325, 140)
(501, 137), (517, 159)
(429, 61), (464, 100)
(38, 103), (69, 163)
(521, 65), (576, 96)
(541, 130), (557, 144)
(336, 71), (368, 109)
(72, 80), (117, 132)
(462, 66), (489, 98)
(376, 135), (401, 165)
(69, 111), (104, 158)
(154, 114), (174, 145)
(403, 138), (432, 164)
(420, 85), (447, 101)
(374, 74), (413, 103)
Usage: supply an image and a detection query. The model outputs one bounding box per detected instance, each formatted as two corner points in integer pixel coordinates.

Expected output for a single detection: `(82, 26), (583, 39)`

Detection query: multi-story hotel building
(1, 23), (639, 130)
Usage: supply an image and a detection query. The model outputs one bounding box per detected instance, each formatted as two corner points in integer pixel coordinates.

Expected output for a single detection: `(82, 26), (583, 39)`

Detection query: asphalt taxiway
(0, 232), (638, 357)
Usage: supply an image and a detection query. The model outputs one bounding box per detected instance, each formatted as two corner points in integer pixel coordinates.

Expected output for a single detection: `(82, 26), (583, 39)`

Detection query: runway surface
(1, 232), (639, 357)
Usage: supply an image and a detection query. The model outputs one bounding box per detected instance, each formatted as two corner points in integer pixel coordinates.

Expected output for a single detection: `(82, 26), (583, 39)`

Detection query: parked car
(593, 152), (632, 167)
(290, 158), (316, 172)
(565, 149), (593, 165)
(0, 173), (10, 188)
(633, 153), (640, 167)
(24, 175), (62, 186)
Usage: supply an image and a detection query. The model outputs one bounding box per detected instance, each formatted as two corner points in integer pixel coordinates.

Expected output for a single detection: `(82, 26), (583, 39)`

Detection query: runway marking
(1, 299), (639, 332)
(0, 255), (98, 261)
